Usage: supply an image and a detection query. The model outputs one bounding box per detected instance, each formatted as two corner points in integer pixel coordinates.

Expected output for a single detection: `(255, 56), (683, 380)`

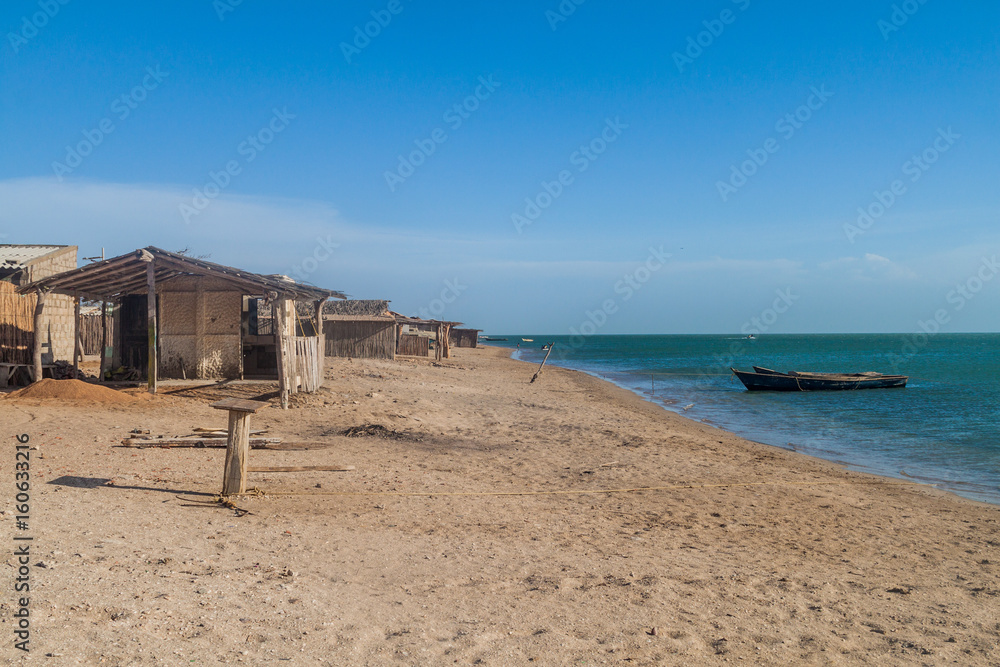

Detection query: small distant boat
(732, 367), (908, 391)
(522, 338), (534, 342)
(746, 334), (757, 340)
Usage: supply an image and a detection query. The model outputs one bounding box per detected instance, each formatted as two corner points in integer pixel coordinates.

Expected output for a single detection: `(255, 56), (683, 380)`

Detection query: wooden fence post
(213, 398), (269, 495)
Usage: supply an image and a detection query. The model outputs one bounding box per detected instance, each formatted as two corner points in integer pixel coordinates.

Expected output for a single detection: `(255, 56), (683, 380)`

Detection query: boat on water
(521, 338), (534, 342)
(732, 366), (908, 391)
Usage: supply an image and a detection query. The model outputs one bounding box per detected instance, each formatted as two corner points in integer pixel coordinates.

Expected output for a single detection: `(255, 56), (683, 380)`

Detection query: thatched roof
(18, 246), (344, 302)
(323, 299), (390, 317)
(391, 311), (463, 327)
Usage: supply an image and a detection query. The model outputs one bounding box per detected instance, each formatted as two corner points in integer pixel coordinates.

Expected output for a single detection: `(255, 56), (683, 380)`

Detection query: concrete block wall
(26, 248), (77, 364)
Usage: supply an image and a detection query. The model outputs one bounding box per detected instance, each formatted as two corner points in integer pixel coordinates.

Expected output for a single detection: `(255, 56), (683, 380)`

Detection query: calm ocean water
(489, 334), (1000, 505)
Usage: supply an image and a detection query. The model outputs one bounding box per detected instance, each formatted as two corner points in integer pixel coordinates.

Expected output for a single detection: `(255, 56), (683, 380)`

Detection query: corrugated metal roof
(0, 244), (72, 267)
(17, 246), (343, 302)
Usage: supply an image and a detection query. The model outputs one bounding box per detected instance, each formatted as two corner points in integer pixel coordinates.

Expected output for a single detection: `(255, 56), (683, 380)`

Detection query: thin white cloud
(819, 254), (918, 281)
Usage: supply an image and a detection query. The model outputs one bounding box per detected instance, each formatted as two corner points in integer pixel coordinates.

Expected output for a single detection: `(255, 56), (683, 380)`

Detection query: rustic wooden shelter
(1, 244), (78, 384)
(450, 328), (482, 348)
(322, 299), (396, 360)
(391, 312), (462, 360)
(17, 247), (343, 407)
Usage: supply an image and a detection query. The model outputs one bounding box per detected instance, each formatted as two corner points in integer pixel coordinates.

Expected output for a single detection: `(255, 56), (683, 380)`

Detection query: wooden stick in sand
(530, 344), (554, 384)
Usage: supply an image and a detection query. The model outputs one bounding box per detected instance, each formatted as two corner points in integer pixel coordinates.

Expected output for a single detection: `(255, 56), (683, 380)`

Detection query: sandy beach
(3, 345), (998, 665)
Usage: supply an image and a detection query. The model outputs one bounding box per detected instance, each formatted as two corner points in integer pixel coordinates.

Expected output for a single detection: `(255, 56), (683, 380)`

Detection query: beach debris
(683, 403), (694, 411)
(647, 627), (659, 636)
(529, 343), (555, 383)
(886, 586), (912, 595)
(341, 424), (410, 439)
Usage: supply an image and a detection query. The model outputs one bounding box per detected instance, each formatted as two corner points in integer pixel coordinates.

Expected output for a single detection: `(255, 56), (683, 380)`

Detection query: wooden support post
(212, 398), (269, 495)
(313, 299), (324, 337)
(314, 299), (325, 376)
(31, 290), (46, 383)
(273, 298), (290, 409)
(395, 324), (402, 356)
(145, 259), (158, 394)
(72, 296), (81, 379)
(99, 301), (109, 382)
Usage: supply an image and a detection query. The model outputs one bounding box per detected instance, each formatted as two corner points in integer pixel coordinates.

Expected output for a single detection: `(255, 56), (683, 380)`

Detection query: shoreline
(501, 346), (996, 511)
(499, 342), (1000, 508)
(3, 345), (998, 664)
(497, 345), (993, 511)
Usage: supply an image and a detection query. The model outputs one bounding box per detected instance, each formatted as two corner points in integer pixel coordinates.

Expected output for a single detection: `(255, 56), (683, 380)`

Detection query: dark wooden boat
(733, 367), (908, 391)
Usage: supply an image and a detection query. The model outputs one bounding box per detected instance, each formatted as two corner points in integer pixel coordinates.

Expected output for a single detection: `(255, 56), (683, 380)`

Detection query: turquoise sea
(489, 334), (1000, 505)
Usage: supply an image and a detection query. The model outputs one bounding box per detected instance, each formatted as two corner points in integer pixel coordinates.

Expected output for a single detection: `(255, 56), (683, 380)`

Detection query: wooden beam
(31, 291), (46, 383)
(145, 259), (157, 394)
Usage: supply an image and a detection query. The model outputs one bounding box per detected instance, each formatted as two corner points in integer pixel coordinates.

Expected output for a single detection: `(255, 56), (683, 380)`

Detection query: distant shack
(450, 328), (482, 348)
(392, 312), (461, 360)
(322, 300), (396, 360)
(1, 244), (78, 383)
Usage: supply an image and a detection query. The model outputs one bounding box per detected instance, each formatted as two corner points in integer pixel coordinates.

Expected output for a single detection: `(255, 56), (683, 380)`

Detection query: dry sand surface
(2, 346), (999, 665)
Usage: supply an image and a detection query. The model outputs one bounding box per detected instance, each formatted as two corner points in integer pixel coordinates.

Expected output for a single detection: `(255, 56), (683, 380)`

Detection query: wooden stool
(211, 398), (270, 495)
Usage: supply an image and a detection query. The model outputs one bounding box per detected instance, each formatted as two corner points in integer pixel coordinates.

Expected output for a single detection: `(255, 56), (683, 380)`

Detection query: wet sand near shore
(2, 346), (998, 665)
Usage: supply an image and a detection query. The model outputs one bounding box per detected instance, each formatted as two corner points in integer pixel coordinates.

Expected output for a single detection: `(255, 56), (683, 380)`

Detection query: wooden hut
(1, 244), (78, 384)
(450, 328), (482, 348)
(17, 247), (343, 407)
(322, 299), (396, 359)
(391, 312), (462, 360)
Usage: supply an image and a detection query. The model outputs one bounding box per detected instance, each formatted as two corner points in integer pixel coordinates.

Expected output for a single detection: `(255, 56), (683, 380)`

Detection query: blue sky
(1, 1), (998, 333)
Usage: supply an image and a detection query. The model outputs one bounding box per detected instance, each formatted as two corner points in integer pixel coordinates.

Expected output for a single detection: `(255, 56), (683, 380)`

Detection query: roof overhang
(17, 246), (344, 302)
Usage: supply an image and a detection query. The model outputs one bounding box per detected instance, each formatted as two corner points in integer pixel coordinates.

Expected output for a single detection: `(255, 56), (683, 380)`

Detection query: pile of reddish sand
(5, 378), (136, 403)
